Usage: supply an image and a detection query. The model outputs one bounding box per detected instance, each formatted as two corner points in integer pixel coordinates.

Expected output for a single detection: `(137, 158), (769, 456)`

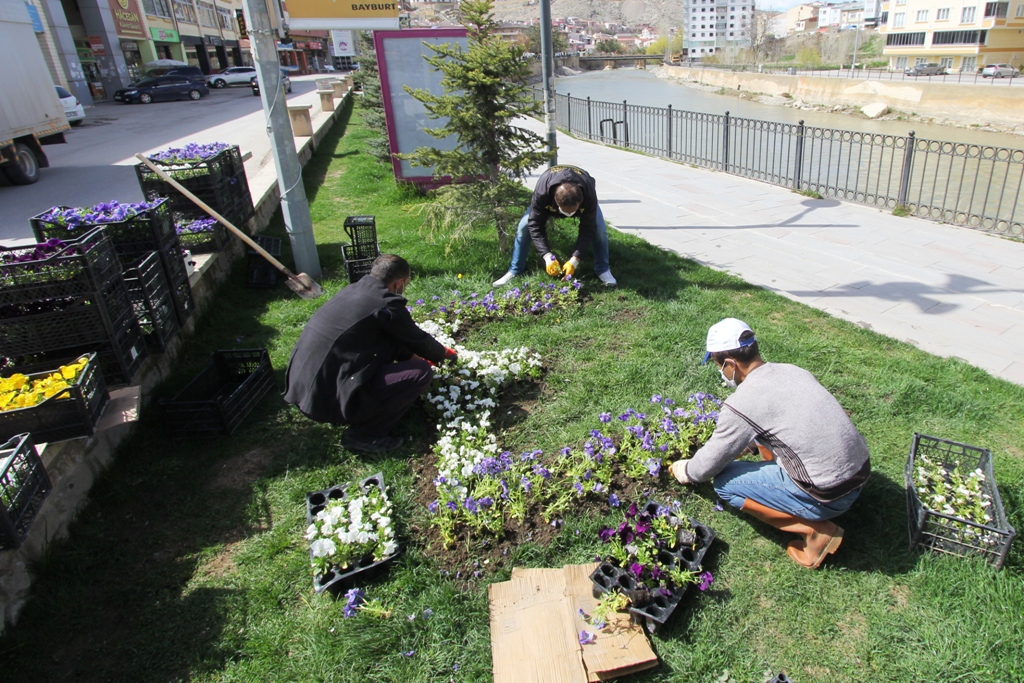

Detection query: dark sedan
(113, 76), (209, 104)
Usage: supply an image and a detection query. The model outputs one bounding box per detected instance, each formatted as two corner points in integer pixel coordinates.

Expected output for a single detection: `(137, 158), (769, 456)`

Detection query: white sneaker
(492, 271), (516, 287)
(597, 270), (617, 287)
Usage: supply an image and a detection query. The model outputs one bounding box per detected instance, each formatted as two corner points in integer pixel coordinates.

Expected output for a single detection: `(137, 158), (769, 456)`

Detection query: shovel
(134, 153), (324, 300)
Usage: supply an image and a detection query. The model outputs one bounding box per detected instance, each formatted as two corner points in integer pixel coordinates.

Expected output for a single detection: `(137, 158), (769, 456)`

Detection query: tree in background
(525, 24), (569, 55)
(644, 34), (683, 56)
(400, 0), (551, 250)
(595, 39), (624, 54)
(355, 31), (391, 164)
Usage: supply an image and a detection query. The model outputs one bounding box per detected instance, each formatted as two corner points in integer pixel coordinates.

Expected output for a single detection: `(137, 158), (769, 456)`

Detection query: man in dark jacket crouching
(283, 254), (456, 453)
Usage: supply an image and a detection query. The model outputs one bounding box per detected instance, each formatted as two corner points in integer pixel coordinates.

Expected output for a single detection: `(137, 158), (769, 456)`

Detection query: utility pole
(539, 0), (557, 166)
(242, 0), (322, 280)
(851, 27), (860, 76)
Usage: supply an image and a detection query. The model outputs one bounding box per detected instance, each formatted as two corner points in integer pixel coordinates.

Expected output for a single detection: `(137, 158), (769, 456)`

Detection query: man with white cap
(670, 318), (871, 569)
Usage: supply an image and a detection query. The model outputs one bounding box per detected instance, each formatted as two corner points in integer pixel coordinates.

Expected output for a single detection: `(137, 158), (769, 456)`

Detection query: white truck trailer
(0, 0), (68, 185)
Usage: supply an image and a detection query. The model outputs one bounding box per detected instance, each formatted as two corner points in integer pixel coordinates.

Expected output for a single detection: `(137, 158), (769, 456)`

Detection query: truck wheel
(3, 142), (41, 185)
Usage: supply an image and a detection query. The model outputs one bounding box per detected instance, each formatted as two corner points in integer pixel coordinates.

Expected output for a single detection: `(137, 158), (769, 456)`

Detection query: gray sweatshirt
(685, 363), (870, 500)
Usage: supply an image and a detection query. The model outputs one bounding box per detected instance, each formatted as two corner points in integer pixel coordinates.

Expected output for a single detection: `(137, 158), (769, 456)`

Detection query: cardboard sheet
(490, 564), (658, 683)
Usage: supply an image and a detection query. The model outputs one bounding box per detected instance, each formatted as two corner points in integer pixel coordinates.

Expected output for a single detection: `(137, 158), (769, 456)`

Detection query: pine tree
(400, 0), (552, 249)
(355, 31), (391, 164)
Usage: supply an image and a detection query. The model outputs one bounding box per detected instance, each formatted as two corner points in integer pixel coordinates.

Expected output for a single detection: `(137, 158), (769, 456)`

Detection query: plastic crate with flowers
(136, 142), (253, 231)
(905, 433), (1016, 568)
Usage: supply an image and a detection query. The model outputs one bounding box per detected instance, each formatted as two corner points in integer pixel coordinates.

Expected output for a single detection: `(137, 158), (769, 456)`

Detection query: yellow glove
(561, 256), (580, 277)
(543, 252), (561, 277)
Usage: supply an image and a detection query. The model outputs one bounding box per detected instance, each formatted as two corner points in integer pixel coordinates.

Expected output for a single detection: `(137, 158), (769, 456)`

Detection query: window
(940, 57), (954, 68)
(893, 12), (906, 26)
(983, 2), (1008, 16)
(896, 0), (906, 4)
(896, 56), (908, 69)
(961, 6), (976, 21)
(218, 7), (234, 31)
(172, 0), (196, 23)
(961, 55), (977, 71)
(937, 7), (950, 19)
(885, 31), (926, 44)
(1017, 3), (1024, 16)
(880, 11), (888, 22)
(932, 29), (987, 43)
(916, 9), (928, 20)
(142, 0), (172, 18)
(196, 0), (217, 27)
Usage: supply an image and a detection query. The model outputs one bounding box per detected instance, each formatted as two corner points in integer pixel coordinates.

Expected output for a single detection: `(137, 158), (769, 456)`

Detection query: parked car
(207, 66), (257, 88)
(905, 63), (946, 76)
(250, 69), (293, 97)
(981, 63), (1020, 78)
(143, 65), (206, 84)
(55, 85), (85, 126)
(113, 76), (209, 104)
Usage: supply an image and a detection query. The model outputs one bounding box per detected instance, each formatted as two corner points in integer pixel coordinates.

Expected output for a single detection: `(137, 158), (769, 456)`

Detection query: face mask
(719, 364), (738, 389)
(558, 205), (575, 217)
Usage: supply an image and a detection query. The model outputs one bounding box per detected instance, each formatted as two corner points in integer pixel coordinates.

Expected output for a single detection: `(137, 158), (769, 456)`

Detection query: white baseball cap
(702, 318), (756, 364)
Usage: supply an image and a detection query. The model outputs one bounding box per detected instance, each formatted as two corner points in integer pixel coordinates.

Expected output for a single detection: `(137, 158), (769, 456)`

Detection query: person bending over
(493, 164), (617, 288)
(670, 318), (870, 569)
(283, 254), (456, 454)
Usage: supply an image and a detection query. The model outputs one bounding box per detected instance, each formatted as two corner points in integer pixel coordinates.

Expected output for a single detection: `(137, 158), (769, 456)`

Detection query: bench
(316, 89), (335, 112)
(287, 104), (313, 137)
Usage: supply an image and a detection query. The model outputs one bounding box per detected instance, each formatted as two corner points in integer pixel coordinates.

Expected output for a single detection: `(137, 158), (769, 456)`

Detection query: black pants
(352, 359), (434, 437)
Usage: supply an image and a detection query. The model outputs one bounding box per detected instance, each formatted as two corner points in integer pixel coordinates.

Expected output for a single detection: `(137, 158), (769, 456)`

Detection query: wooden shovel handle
(134, 153), (296, 278)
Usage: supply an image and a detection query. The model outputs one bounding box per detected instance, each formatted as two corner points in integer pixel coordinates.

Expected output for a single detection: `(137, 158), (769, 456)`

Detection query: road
(0, 75), (324, 243)
(690, 63), (1024, 87)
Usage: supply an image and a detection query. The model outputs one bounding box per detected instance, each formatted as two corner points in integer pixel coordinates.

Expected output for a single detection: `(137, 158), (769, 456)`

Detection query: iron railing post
(723, 111), (730, 173)
(793, 119), (805, 190)
(623, 100), (629, 148)
(666, 104), (672, 159)
(586, 97), (592, 139)
(566, 93), (572, 134)
(898, 131), (916, 207)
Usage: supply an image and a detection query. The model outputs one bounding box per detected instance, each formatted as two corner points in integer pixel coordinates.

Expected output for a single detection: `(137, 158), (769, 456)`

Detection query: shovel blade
(286, 272), (325, 300)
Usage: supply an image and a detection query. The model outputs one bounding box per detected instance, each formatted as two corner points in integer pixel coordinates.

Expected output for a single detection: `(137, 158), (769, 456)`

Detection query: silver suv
(206, 66), (257, 88)
(905, 63), (946, 76)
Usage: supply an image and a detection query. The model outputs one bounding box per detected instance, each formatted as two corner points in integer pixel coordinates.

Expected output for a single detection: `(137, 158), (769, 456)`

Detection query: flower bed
(305, 472), (398, 596)
(906, 433), (1016, 568)
(0, 354), (109, 444)
(0, 433), (53, 550)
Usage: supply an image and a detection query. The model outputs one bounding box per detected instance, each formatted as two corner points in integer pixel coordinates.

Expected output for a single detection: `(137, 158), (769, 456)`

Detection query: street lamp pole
(242, 0), (322, 281)
(539, 0), (557, 166)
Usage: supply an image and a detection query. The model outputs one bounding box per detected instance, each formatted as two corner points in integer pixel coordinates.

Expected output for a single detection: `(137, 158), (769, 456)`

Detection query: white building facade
(682, 0), (753, 59)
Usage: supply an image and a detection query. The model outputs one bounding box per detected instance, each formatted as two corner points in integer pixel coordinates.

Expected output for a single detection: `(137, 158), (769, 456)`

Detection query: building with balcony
(879, 0), (1024, 72)
(682, 0), (752, 59)
(785, 3), (822, 33)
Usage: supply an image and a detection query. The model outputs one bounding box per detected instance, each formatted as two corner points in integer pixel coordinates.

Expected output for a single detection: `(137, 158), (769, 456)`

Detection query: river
(553, 68), (1024, 150)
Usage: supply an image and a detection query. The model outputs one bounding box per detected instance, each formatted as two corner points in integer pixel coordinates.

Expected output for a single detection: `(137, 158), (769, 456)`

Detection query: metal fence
(544, 91), (1024, 238)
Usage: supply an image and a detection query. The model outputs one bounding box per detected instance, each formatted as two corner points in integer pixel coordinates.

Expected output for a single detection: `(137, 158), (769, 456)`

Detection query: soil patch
(207, 447), (273, 490)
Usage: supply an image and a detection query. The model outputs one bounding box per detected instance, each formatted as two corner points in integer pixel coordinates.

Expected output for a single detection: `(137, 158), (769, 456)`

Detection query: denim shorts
(712, 460), (861, 521)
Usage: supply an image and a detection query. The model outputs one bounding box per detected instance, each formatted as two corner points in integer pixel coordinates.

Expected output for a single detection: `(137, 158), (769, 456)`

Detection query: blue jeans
(713, 460), (861, 521)
(508, 207), (611, 275)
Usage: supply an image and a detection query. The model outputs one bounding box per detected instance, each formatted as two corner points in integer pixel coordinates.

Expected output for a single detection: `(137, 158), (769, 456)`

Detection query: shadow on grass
(302, 97), (354, 206)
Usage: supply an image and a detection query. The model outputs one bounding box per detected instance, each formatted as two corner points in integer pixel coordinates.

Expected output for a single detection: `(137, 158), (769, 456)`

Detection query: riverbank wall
(659, 65), (1024, 129)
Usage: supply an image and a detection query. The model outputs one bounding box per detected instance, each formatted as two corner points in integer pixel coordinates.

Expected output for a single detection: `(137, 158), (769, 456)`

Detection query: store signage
(108, 0), (147, 39)
(284, 0), (399, 30)
(294, 42), (307, 49)
(331, 30), (355, 56)
(88, 35), (107, 55)
(120, 40), (139, 51)
(24, 2), (44, 32)
(149, 27), (180, 42)
(204, 35), (223, 46)
(309, 41), (323, 50)
(235, 8), (247, 37)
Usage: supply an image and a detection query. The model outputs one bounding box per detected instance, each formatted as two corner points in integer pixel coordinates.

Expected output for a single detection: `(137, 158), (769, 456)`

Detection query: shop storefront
(149, 27), (182, 62)
(120, 39), (143, 81)
(77, 42), (105, 100)
(181, 34), (209, 72)
(204, 35), (228, 71)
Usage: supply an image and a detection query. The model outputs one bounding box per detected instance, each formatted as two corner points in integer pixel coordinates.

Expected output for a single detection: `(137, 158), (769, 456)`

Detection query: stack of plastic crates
(341, 215), (380, 283)
(134, 145), (253, 251)
(31, 198), (195, 331)
(0, 228), (147, 386)
(0, 434), (53, 550)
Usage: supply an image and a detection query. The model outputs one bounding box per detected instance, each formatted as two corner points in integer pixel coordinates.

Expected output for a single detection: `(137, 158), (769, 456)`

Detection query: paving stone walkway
(518, 117), (1024, 386)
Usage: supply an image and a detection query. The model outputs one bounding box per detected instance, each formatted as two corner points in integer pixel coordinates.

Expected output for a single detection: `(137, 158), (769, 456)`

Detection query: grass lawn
(1, 99), (1022, 683)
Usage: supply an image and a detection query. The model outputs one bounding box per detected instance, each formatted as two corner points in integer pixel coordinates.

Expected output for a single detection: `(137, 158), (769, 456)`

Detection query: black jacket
(282, 276), (447, 425)
(525, 165), (599, 260)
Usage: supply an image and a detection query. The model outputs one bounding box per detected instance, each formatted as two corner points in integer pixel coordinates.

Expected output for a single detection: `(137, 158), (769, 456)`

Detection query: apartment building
(682, 0), (753, 59)
(879, 0), (1024, 71)
(785, 3), (821, 33)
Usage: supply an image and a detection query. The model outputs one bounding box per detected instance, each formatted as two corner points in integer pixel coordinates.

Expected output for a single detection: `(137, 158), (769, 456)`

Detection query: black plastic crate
(305, 472), (398, 596)
(0, 228), (122, 308)
(176, 221), (230, 254)
(30, 199), (176, 268)
(246, 236), (281, 288)
(343, 215), (377, 244)
(0, 353), (110, 444)
(161, 349), (275, 439)
(342, 245), (375, 283)
(906, 433), (1016, 569)
(159, 244), (195, 328)
(124, 252), (180, 352)
(0, 433), (53, 550)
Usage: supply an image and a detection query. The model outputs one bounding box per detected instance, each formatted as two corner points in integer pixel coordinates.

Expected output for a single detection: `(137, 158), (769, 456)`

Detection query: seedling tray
(161, 349), (274, 439)
(0, 353), (109, 444)
(0, 433), (53, 550)
(305, 472), (399, 596)
(906, 433), (1016, 569)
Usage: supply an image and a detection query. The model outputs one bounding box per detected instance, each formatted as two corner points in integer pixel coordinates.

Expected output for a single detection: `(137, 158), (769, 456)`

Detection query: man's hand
(543, 252), (561, 277)
(561, 256), (580, 277)
(670, 460), (691, 485)
(444, 347), (458, 364)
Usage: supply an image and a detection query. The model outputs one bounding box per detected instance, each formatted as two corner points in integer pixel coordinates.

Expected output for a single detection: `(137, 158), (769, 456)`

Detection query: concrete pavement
(517, 117), (1024, 387)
